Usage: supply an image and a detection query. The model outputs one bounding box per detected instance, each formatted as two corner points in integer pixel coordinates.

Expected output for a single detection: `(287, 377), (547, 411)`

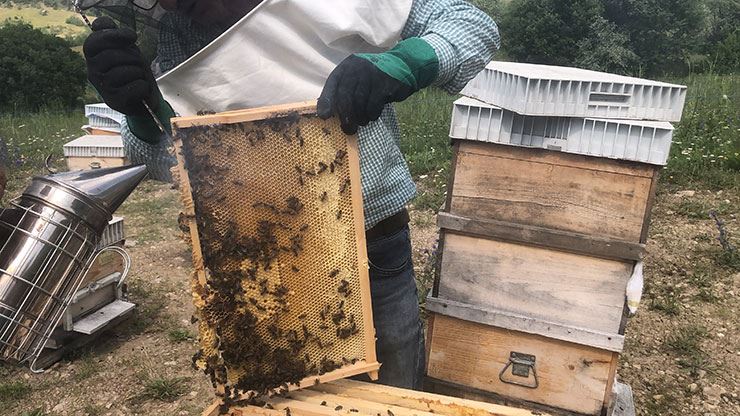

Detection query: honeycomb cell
(175, 110), (372, 398)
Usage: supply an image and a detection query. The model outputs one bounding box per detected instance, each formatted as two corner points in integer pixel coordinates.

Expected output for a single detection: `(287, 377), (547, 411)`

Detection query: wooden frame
(437, 212), (645, 262)
(425, 297), (625, 352)
(172, 101), (379, 403)
(203, 379), (550, 416)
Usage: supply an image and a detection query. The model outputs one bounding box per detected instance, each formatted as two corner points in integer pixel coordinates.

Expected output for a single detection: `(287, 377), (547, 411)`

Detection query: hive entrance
(172, 102), (378, 402)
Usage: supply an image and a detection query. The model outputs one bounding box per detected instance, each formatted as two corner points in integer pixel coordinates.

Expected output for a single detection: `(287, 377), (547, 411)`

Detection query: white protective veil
(156, 0), (414, 116)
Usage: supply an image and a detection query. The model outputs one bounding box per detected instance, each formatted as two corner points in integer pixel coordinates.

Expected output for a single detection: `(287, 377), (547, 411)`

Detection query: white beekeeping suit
(157, 0), (414, 116)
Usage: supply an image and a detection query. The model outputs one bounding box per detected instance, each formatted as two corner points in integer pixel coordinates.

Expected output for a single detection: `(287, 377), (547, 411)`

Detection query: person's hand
(84, 16), (161, 117)
(317, 55), (414, 135)
(318, 38), (439, 135)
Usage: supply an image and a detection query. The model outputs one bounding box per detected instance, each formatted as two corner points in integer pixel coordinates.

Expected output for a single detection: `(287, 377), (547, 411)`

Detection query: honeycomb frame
(171, 101), (379, 402)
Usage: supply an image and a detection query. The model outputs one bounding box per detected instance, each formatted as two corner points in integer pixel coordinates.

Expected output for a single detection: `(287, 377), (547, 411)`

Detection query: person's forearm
(402, 0), (501, 93)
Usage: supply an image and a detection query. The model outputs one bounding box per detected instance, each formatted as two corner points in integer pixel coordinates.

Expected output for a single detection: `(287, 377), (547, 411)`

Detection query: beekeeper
(80, 0), (499, 389)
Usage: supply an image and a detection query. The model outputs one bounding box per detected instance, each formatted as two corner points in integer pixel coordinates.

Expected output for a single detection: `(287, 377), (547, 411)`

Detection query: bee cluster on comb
(172, 103), (378, 408)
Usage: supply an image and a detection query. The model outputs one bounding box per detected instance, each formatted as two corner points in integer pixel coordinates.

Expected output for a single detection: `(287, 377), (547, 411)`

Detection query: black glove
(83, 16), (160, 117)
(317, 55), (414, 135)
(317, 38), (440, 135)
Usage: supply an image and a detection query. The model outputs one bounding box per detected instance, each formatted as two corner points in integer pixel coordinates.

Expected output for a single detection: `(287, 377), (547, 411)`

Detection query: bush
(65, 15), (86, 27)
(0, 21), (86, 111)
(500, 0), (608, 68)
(603, 0), (707, 76)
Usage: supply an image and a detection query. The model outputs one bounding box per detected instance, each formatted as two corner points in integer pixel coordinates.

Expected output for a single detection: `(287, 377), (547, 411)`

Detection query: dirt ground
(1, 180), (738, 416)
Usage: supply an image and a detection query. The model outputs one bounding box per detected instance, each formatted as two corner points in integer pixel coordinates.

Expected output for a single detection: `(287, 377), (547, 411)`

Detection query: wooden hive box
(203, 379), (550, 416)
(172, 102), (379, 405)
(425, 139), (659, 415)
(63, 135), (128, 171)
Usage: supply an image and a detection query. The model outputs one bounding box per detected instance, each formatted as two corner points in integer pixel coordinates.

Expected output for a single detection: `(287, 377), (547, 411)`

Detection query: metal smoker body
(0, 165), (146, 370)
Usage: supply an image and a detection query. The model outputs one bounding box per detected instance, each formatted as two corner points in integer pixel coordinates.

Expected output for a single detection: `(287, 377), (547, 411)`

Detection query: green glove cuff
(357, 37), (439, 91)
(127, 94), (175, 144)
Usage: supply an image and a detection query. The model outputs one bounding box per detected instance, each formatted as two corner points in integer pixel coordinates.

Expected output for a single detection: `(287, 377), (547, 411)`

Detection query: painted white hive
(63, 135), (126, 158)
(451, 97), (674, 165)
(85, 103), (124, 132)
(462, 62), (687, 122)
(96, 217), (125, 250)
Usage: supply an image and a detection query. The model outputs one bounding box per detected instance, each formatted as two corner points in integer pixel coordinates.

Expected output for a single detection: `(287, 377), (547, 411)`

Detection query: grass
(0, 380), (32, 402)
(396, 88), (457, 211)
(167, 328), (193, 343)
(140, 376), (188, 402)
(0, 108), (86, 202)
(74, 354), (101, 381)
(662, 74), (740, 191)
(0, 5), (88, 39)
(666, 325), (709, 376)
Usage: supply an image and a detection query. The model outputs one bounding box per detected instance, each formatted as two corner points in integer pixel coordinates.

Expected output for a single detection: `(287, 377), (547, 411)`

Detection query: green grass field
(0, 5), (88, 39)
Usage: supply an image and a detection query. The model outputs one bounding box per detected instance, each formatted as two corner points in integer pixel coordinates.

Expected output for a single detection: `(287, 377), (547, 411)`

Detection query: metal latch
(499, 352), (538, 389)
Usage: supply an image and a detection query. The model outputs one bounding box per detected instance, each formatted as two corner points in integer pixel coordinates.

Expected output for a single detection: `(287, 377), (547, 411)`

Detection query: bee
(330, 162), (335, 173)
(335, 406), (343, 411)
(336, 210), (343, 220)
(232, 179), (245, 187)
(338, 279), (351, 297)
(339, 178), (351, 194)
(291, 265), (300, 273)
(320, 191), (328, 202)
(322, 127), (331, 136)
(296, 128), (305, 147)
(317, 162), (328, 174)
(329, 269), (340, 278)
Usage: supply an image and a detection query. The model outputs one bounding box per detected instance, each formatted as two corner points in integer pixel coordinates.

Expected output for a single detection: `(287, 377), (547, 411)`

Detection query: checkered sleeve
(402, 0), (500, 93)
(120, 118), (176, 182)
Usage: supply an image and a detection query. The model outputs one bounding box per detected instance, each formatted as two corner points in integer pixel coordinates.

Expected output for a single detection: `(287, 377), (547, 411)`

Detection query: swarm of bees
(177, 111), (367, 407)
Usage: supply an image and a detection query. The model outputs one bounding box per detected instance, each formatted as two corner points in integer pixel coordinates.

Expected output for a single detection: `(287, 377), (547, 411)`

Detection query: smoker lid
(22, 165), (147, 233)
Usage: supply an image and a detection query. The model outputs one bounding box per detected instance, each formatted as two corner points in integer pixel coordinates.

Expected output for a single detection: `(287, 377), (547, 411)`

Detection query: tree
(575, 16), (638, 74)
(500, 0), (611, 67)
(603, 0), (707, 76)
(0, 21), (86, 111)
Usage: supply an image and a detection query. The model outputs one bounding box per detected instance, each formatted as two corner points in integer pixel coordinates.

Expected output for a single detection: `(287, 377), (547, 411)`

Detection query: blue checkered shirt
(122, 0), (500, 229)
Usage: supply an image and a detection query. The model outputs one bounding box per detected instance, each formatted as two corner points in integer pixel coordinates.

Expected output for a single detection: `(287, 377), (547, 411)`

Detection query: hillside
(0, 4), (87, 39)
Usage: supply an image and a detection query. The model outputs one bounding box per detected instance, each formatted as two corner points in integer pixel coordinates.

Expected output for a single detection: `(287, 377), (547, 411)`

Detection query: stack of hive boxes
(425, 62), (687, 415)
(64, 103), (127, 171)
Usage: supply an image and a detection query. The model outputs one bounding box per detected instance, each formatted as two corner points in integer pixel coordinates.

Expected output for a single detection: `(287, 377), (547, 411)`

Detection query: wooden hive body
(428, 140), (658, 415)
(172, 102), (379, 404)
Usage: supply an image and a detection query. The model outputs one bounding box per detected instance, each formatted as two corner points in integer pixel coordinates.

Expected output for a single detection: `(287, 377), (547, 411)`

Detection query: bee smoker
(0, 165), (147, 371)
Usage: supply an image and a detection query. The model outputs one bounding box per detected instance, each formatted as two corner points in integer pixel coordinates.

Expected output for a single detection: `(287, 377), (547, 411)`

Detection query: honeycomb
(173, 108), (374, 399)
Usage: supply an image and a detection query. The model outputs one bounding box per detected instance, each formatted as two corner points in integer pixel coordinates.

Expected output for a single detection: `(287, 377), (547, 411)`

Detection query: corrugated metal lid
(486, 62), (685, 88)
(63, 135), (124, 149)
(451, 97), (675, 165)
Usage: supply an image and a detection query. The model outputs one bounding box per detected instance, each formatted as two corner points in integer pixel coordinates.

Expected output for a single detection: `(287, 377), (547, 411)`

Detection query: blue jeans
(365, 224), (425, 390)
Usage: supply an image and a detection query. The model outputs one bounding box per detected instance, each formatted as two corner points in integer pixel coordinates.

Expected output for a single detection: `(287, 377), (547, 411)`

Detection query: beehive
(63, 135), (127, 171)
(171, 102), (379, 403)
